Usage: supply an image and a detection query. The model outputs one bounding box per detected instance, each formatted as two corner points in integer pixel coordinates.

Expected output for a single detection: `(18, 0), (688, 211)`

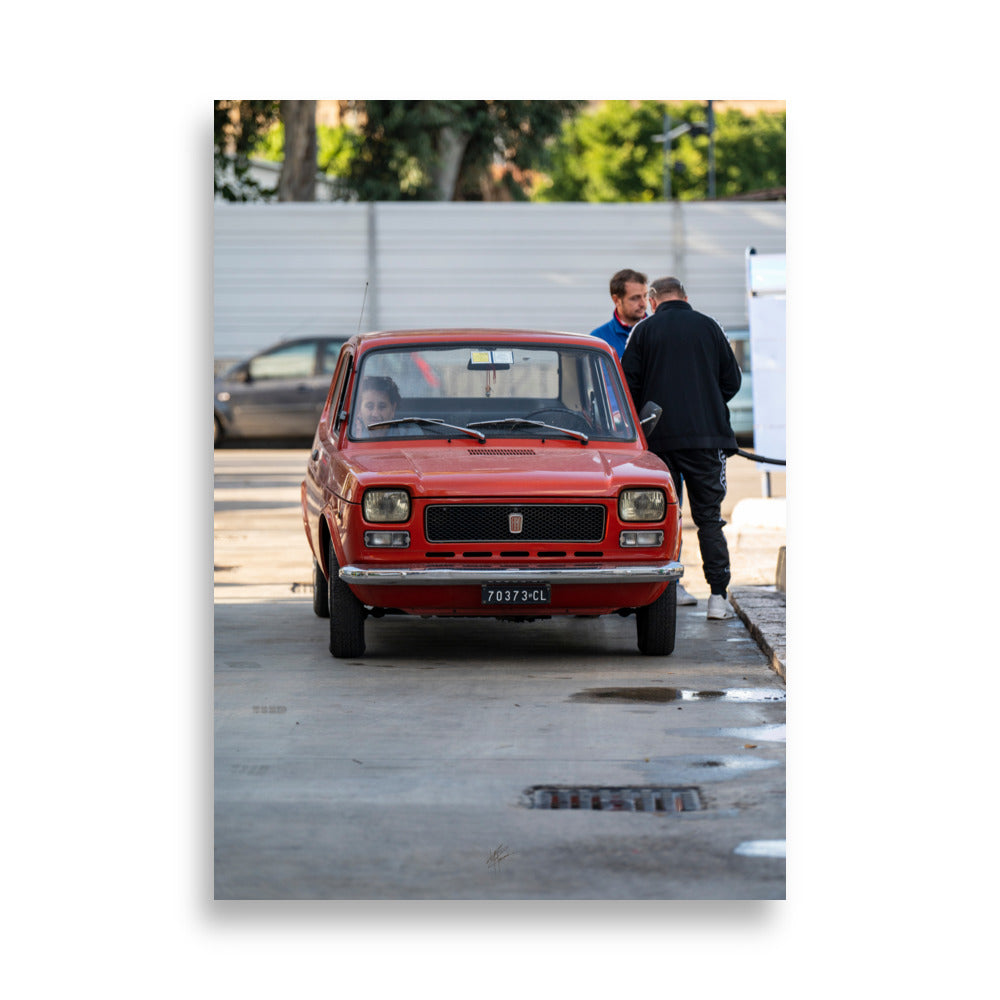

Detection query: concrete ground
(674, 456), (786, 678)
(214, 446), (786, 899)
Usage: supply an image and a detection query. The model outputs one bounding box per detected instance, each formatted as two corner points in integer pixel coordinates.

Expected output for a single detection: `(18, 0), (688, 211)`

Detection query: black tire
(328, 540), (365, 658)
(312, 557), (330, 618)
(636, 581), (677, 655)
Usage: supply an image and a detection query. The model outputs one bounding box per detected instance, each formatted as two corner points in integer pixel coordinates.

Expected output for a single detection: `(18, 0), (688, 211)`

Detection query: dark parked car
(214, 337), (348, 445)
(302, 328), (684, 658)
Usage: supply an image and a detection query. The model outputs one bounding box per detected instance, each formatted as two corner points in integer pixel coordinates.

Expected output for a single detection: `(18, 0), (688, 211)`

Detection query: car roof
(350, 328), (611, 350)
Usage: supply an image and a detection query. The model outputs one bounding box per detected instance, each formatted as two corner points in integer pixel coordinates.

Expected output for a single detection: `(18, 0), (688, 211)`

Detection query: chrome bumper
(339, 561), (684, 586)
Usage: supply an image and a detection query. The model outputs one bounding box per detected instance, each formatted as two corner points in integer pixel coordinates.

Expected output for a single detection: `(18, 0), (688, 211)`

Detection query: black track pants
(658, 448), (731, 595)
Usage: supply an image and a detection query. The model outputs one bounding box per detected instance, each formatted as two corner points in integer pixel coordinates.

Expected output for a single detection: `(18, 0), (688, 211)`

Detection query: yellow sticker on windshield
(469, 350), (514, 368)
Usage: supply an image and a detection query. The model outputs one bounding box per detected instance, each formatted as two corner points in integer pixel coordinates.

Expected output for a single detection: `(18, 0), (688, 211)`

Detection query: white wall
(213, 201), (786, 362)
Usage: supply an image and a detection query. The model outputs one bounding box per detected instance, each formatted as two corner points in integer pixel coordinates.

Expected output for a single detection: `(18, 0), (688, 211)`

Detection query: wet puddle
(718, 724), (786, 742)
(571, 687), (785, 704)
(689, 755), (779, 773)
(634, 754), (781, 779)
(734, 839), (786, 859)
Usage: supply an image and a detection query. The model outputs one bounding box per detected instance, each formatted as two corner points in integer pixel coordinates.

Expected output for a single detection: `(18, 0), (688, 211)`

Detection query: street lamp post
(707, 99), (716, 199)
(661, 111), (670, 200)
(652, 104), (714, 200)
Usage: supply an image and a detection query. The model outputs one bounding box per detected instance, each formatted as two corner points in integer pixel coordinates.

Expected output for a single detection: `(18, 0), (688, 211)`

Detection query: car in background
(214, 337), (348, 445)
(726, 328), (753, 444)
(302, 328), (684, 659)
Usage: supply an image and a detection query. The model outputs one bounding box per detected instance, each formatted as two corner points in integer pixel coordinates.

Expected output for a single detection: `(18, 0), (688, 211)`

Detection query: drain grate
(525, 785), (701, 812)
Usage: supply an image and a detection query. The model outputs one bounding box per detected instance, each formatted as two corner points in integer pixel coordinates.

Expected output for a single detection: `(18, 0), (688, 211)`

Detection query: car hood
(336, 444), (673, 501)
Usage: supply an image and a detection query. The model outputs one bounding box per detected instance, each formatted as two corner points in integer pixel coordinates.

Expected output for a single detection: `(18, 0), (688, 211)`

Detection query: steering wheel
(523, 407), (593, 433)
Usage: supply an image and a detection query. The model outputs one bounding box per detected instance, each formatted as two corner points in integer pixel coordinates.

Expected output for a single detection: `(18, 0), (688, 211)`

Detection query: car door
(304, 346), (355, 564)
(226, 340), (325, 437)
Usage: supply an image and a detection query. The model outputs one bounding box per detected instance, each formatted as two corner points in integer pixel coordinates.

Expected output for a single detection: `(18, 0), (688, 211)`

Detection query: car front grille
(424, 504), (606, 543)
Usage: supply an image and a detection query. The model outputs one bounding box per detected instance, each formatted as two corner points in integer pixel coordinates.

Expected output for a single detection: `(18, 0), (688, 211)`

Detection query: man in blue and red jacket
(589, 268), (648, 359)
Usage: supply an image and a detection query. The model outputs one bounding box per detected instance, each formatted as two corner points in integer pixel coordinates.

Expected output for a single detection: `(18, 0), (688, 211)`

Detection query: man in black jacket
(622, 277), (742, 620)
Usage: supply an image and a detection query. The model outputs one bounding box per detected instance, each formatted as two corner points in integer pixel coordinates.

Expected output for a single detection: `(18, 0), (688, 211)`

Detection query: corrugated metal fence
(213, 201), (785, 364)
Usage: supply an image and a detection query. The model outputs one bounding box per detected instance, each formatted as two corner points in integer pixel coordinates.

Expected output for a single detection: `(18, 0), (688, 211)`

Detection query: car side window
(597, 357), (627, 432)
(248, 341), (318, 380)
(328, 352), (354, 433)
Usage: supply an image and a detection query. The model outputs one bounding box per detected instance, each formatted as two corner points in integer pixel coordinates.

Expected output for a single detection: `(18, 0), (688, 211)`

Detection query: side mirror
(638, 401), (662, 435)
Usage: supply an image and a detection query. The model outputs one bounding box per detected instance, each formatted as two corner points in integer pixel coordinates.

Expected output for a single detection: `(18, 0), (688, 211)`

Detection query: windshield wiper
(367, 417), (487, 442)
(466, 417), (588, 444)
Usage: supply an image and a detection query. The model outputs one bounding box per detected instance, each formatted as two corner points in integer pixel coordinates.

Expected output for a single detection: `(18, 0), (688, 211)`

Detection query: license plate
(481, 583), (551, 605)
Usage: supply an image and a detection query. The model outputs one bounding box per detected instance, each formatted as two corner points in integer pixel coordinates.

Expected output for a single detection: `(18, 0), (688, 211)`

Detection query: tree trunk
(278, 100), (317, 202)
(430, 126), (469, 200)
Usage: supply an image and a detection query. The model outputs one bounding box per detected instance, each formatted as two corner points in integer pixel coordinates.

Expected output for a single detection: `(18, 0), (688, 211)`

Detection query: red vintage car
(301, 329), (683, 658)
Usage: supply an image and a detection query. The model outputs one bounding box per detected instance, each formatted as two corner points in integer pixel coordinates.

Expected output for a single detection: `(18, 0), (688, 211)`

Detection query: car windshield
(349, 341), (636, 442)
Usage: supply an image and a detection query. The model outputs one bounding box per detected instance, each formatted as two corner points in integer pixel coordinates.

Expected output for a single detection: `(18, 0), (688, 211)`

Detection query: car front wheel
(328, 541), (365, 657)
(636, 581), (677, 655)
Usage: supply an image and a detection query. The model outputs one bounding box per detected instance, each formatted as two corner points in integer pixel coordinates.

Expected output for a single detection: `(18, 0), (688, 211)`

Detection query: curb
(729, 586), (786, 681)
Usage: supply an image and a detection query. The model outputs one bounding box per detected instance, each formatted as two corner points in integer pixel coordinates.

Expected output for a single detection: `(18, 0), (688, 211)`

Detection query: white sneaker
(707, 594), (736, 620)
(677, 583), (697, 605)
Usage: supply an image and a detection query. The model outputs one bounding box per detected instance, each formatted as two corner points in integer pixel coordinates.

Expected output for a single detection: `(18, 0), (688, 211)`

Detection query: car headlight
(618, 488), (666, 522)
(362, 489), (410, 523)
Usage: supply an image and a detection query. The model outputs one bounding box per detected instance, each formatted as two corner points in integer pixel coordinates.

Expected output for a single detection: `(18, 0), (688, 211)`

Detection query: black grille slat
(468, 449), (537, 456)
(425, 504), (605, 543)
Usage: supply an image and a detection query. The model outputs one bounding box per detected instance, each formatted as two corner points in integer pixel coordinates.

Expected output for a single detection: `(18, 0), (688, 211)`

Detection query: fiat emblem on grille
(508, 512), (524, 534)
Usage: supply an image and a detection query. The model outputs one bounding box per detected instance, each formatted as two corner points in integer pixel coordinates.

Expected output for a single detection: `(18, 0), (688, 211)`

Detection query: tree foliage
(316, 124), (358, 178)
(534, 101), (785, 202)
(344, 100), (583, 201)
(252, 121), (358, 176)
(213, 100), (783, 203)
(713, 108), (786, 197)
(213, 100), (280, 202)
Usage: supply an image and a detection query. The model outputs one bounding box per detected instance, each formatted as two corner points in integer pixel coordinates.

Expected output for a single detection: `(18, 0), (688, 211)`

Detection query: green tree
(213, 100), (280, 202)
(277, 99), (317, 202)
(317, 124), (358, 178)
(217, 101), (360, 202)
(535, 101), (785, 202)
(533, 100), (665, 202)
(713, 108), (786, 197)
(253, 121), (358, 178)
(344, 100), (583, 201)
